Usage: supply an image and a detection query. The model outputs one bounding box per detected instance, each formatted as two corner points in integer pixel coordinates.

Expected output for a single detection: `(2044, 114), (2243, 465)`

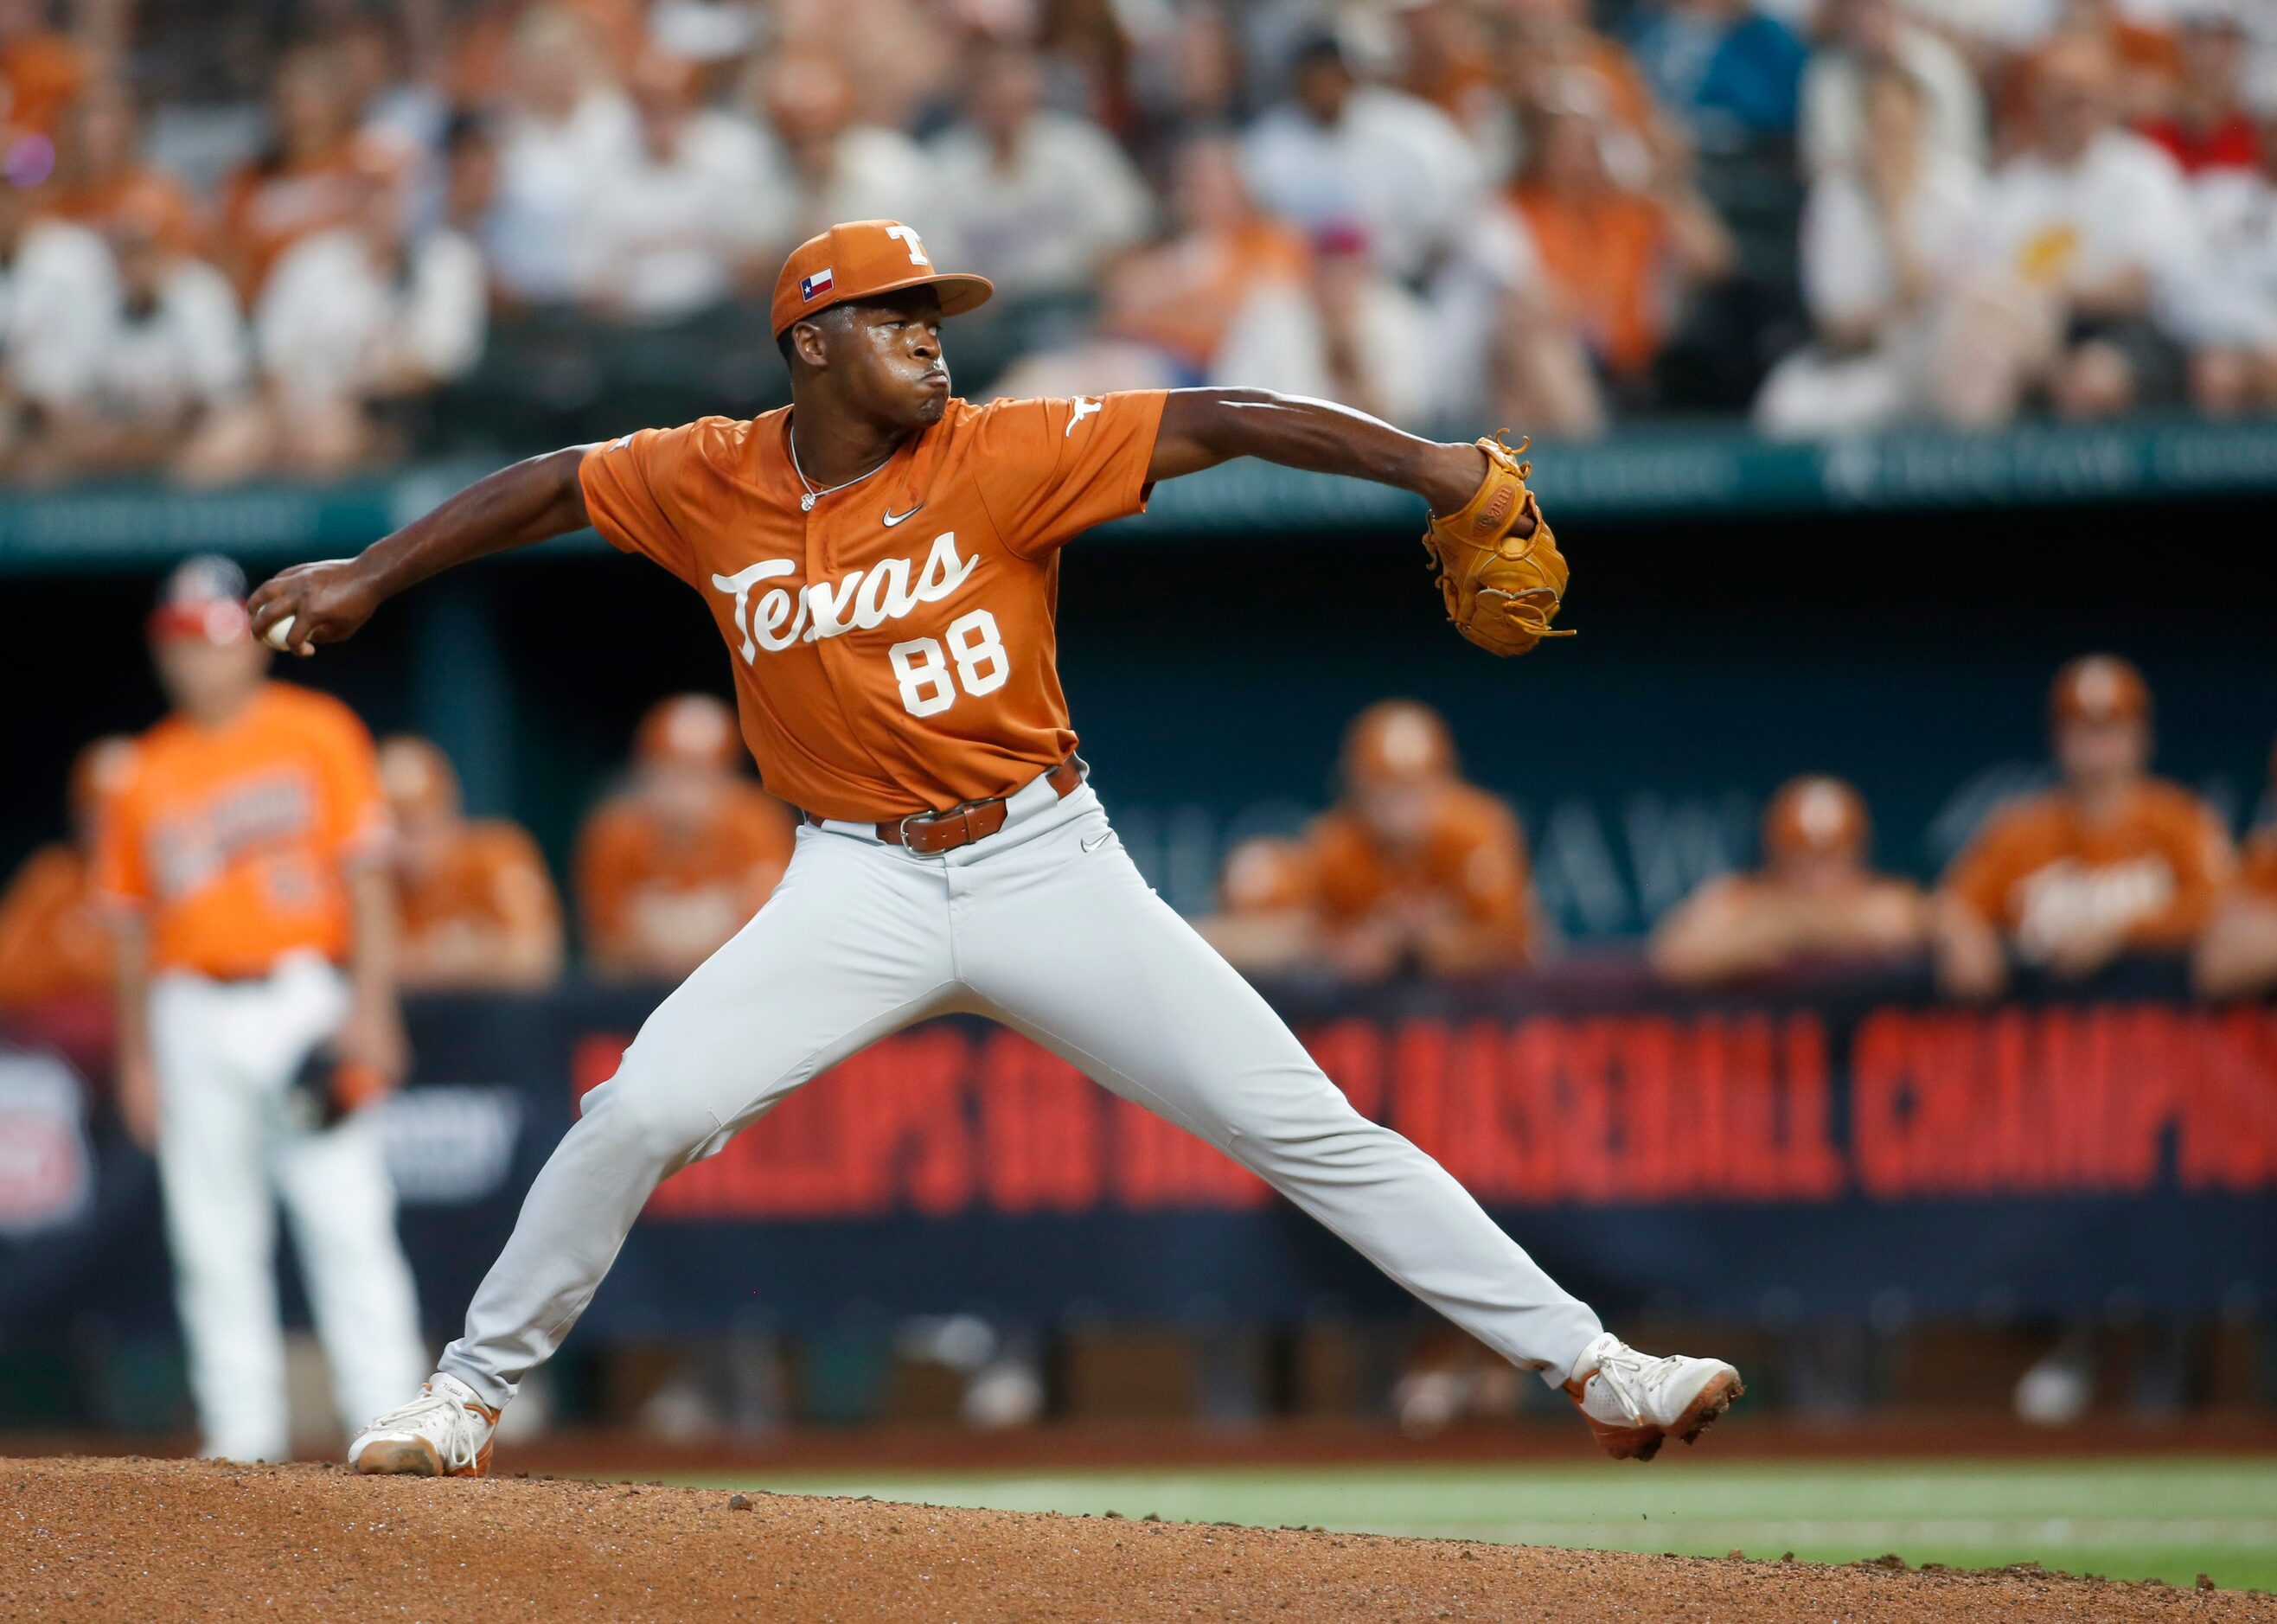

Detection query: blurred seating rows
(4, 0), (2277, 486)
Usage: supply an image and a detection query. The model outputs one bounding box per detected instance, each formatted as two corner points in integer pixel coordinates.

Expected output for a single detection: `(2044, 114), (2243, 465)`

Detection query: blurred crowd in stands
(3, 0), (2277, 484)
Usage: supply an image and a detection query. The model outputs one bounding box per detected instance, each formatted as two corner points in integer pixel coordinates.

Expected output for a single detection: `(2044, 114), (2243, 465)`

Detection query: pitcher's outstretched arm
(249, 446), (591, 656)
(1148, 388), (1501, 521)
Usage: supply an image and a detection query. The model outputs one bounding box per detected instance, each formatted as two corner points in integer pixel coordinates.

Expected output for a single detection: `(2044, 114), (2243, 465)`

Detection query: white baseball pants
(440, 777), (1603, 1408)
(149, 954), (427, 1460)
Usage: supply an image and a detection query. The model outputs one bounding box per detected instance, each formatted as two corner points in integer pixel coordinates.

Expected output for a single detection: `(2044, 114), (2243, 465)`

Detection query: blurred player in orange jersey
(575, 694), (796, 981)
(380, 736), (564, 992)
(2194, 737), (2277, 1001)
(1650, 775), (1928, 988)
(1196, 834), (1323, 975)
(1307, 700), (1540, 979)
(1935, 655), (2235, 1000)
(0, 736), (136, 1015)
(94, 556), (426, 1462)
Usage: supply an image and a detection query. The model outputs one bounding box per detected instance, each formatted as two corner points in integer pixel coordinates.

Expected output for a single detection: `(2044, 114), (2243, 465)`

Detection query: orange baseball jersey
(93, 684), (389, 978)
(0, 845), (112, 1010)
(1943, 780), (2235, 958)
(576, 783), (796, 967)
(1308, 782), (1534, 954)
(578, 391), (1167, 821)
(398, 821), (561, 969)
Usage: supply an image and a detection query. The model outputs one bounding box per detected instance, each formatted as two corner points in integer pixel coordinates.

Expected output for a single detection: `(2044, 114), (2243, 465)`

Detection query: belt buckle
(898, 797), (982, 849)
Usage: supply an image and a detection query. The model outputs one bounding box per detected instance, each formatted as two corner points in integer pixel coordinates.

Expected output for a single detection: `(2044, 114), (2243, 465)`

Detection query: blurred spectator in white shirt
(1801, 0), (1985, 176)
(2138, 3), (2277, 412)
(747, 46), (934, 255)
(1757, 62), (1983, 436)
(1278, 221), (1435, 428)
(255, 144), (486, 475)
(21, 197), (263, 485)
(0, 177), (112, 466)
(1933, 32), (2203, 424)
(927, 39), (1152, 304)
(1241, 31), (1482, 288)
(576, 52), (773, 322)
(489, 5), (638, 305)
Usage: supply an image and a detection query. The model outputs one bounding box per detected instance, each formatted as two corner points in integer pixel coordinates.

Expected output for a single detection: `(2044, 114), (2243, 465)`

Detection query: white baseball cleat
(1563, 1333), (1743, 1461)
(348, 1373), (501, 1478)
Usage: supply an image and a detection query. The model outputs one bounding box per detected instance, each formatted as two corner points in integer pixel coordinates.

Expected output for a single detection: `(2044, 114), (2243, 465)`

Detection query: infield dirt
(4, 1455), (2272, 1622)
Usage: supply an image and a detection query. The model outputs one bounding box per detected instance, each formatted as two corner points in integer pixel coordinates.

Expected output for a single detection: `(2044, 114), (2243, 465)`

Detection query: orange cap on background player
(1762, 774), (1869, 864)
(67, 735), (138, 822)
(770, 219), (994, 338)
(635, 694), (744, 773)
(379, 735), (462, 822)
(2050, 654), (2150, 727)
(147, 553), (253, 643)
(1342, 700), (1456, 789)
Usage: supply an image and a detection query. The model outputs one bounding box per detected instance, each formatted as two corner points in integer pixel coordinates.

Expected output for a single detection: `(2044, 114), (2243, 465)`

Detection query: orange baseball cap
(1763, 774), (1869, 863)
(2050, 655), (2149, 727)
(770, 219), (993, 338)
(635, 693), (744, 772)
(1342, 700), (1456, 789)
(379, 735), (462, 821)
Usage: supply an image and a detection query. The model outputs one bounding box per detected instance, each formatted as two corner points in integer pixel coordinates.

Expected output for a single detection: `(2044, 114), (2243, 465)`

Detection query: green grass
(667, 1458), (2277, 1592)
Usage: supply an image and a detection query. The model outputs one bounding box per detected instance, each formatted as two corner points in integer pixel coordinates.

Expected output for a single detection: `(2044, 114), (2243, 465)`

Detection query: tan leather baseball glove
(1421, 435), (1571, 658)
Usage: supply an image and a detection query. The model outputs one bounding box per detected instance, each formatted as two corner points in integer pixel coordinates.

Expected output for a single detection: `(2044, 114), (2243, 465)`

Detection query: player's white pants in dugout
(441, 774), (1605, 1408)
(150, 954), (428, 1461)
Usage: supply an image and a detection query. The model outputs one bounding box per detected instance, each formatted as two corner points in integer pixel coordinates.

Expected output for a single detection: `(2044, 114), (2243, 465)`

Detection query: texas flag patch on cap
(800, 267), (835, 301)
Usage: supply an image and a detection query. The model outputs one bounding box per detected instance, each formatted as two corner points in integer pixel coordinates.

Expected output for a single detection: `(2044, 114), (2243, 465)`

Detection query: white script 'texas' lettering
(710, 531), (979, 662)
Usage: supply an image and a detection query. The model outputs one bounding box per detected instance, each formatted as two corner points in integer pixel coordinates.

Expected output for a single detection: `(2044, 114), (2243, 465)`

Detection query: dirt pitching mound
(3, 1456), (2270, 1623)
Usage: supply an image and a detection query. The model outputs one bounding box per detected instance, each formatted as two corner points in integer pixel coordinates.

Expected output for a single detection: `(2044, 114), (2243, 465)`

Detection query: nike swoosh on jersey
(1080, 832), (1112, 853)
(882, 504), (924, 527)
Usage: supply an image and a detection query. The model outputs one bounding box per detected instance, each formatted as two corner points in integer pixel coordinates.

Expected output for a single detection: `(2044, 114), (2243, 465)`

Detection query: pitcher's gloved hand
(1421, 435), (1572, 657)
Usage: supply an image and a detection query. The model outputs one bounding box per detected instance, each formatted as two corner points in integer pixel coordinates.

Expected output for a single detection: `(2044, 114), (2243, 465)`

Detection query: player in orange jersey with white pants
(1934, 655), (2235, 999)
(95, 557), (426, 1462)
(251, 221), (1740, 1477)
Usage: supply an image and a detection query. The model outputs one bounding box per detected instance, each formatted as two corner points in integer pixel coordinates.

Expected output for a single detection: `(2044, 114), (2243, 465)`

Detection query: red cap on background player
(2050, 654), (2150, 728)
(770, 220), (994, 338)
(148, 554), (253, 644)
(1762, 774), (1869, 864)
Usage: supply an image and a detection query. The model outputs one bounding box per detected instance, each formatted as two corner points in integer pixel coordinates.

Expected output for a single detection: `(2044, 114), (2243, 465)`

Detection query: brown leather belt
(803, 755), (1086, 855)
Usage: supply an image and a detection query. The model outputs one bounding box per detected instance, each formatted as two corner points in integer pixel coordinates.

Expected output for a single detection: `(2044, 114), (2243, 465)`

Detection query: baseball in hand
(263, 614), (297, 651)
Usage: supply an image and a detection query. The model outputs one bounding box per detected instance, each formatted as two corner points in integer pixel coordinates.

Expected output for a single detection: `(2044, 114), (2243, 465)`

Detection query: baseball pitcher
(249, 221), (1741, 1475)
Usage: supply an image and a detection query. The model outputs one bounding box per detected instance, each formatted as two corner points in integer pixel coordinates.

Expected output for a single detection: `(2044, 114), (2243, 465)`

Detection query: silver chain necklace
(789, 426), (893, 513)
